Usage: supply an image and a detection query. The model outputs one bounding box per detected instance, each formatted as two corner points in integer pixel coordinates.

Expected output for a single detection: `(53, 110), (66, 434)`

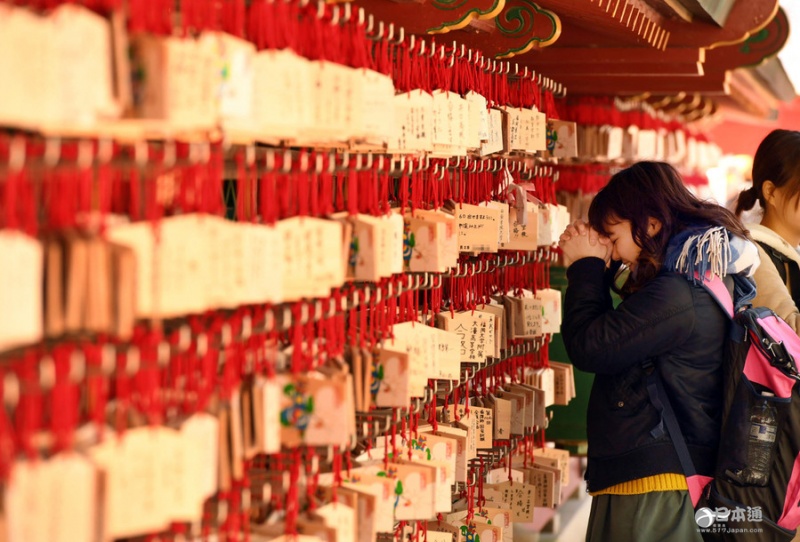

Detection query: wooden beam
(554, 72), (731, 95)
(532, 61), (704, 76)
(524, 47), (703, 64)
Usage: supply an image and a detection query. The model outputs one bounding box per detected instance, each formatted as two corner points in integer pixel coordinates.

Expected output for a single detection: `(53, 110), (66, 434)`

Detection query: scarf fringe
(665, 225), (759, 310)
(672, 226), (731, 282)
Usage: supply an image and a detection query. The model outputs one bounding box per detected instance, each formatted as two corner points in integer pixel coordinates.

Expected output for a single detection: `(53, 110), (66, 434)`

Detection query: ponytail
(735, 186), (759, 216)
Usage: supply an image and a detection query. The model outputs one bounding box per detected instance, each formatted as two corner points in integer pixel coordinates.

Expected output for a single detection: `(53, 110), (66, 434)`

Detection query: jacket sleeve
(561, 257), (695, 375)
(751, 244), (800, 335)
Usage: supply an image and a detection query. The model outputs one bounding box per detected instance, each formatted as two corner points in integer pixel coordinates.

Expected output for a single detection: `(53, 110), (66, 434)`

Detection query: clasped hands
(558, 219), (612, 265)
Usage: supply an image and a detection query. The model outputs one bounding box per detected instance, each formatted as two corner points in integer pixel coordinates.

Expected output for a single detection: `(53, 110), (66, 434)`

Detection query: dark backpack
(755, 240), (800, 307)
(648, 275), (800, 542)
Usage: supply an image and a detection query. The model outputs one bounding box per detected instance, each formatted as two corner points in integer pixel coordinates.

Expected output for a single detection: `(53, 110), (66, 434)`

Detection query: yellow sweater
(590, 473), (688, 496)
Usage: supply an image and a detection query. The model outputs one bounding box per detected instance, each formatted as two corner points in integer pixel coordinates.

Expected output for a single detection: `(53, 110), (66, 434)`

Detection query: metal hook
(387, 23), (394, 42)
(282, 150), (292, 173)
(343, 3), (351, 22)
(70, 349), (86, 383)
(98, 138), (113, 165)
(126, 346), (141, 375)
(328, 151), (336, 174)
(189, 142), (199, 164)
(459, 365), (474, 386)
(135, 140), (149, 168)
(39, 357), (58, 393)
(3, 373), (19, 408)
(420, 273), (430, 290)
(330, 5), (340, 25)
(419, 38), (426, 57)
(436, 163), (446, 181)
(396, 26), (405, 45)
(282, 306), (292, 329)
(100, 344), (116, 376)
(164, 140), (177, 168)
(78, 139), (94, 170)
(317, 0), (325, 19)
(45, 137), (61, 168)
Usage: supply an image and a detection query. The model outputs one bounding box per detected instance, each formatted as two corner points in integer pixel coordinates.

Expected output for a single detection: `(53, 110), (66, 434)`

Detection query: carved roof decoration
(353, 0), (793, 119)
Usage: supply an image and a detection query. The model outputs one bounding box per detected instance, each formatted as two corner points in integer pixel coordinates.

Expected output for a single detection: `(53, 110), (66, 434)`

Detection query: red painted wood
(353, 0), (503, 35)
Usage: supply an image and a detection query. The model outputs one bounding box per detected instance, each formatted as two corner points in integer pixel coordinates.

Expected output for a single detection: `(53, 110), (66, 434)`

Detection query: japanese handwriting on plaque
(436, 311), (495, 364)
(480, 108), (505, 156)
(455, 203), (501, 254)
(390, 91), (434, 153)
(485, 481), (536, 522)
(500, 202), (539, 251)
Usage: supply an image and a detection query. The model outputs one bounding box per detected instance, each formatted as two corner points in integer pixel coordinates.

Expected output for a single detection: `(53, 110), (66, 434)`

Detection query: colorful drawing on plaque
(375, 470), (410, 513)
(280, 382), (314, 435)
(403, 228), (416, 268)
(376, 466), (398, 479)
(393, 480), (405, 512)
(411, 436), (433, 460)
(546, 122), (558, 153)
(371, 363), (385, 399)
(461, 524), (481, 542)
(347, 235), (360, 274)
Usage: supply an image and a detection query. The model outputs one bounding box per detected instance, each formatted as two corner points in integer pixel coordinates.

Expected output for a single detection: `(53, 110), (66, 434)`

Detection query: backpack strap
(644, 364), (712, 507)
(757, 240), (800, 307)
(642, 273), (728, 507)
(695, 272), (734, 319)
(756, 240), (789, 285)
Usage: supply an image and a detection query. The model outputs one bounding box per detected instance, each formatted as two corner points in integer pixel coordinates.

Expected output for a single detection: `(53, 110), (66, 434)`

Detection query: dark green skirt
(586, 491), (704, 542)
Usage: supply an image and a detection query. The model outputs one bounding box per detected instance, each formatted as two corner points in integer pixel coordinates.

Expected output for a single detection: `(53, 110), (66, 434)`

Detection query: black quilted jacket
(562, 257), (728, 493)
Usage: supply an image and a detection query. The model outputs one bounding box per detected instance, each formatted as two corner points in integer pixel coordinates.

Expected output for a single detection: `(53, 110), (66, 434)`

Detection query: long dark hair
(589, 161), (749, 295)
(736, 129), (800, 215)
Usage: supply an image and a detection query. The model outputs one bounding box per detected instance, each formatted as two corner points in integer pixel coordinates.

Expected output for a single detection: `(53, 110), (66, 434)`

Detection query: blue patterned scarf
(663, 225), (760, 310)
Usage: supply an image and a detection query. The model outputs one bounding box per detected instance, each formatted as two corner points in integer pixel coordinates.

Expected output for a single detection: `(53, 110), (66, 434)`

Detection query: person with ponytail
(559, 162), (759, 542)
(736, 129), (800, 334)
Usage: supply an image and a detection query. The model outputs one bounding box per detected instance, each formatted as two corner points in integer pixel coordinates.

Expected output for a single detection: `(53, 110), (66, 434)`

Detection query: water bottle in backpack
(742, 392), (778, 486)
